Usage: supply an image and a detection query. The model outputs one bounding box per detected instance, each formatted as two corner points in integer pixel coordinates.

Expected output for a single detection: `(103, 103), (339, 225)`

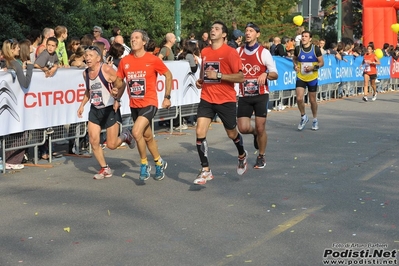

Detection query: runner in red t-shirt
(193, 20), (247, 185)
(117, 29), (172, 181)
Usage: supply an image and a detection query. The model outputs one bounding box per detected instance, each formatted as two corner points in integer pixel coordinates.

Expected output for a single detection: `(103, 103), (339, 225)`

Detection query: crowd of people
(1, 21), (393, 184)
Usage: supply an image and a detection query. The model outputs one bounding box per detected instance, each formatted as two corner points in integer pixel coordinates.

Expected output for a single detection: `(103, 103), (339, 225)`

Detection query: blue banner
(268, 54), (391, 91)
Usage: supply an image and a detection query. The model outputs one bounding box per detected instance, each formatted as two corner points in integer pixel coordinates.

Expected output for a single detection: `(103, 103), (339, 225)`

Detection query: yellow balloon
(375, 48), (383, 59)
(293, 15), (304, 26)
(391, 23), (399, 33)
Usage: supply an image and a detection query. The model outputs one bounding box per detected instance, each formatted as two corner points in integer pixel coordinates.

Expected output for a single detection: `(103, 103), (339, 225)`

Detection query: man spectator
(274, 36), (289, 56)
(227, 29), (244, 49)
(198, 32), (210, 51)
(318, 38), (327, 55)
(270, 36), (280, 55)
(36, 27), (55, 58)
(158, 33), (176, 61)
(93, 26), (111, 51)
(114, 35), (131, 57)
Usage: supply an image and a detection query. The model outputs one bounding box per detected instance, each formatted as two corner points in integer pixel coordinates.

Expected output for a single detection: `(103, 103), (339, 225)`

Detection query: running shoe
(254, 155), (266, 169)
(93, 166), (112, 179)
(372, 93), (377, 101)
(312, 119), (319, 131)
(122, 128), (135, 149)
(237, 150), (248, 175)
(362, 96), (368, 102)
(154, 159), (167, 181)
(139, 164), (151, 181)
(253, 134), (259, 150)
(297, 114), (309, 131)
(193, 169), (214, 185)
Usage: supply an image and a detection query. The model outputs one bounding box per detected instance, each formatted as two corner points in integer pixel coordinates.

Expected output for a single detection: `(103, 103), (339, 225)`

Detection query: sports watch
(164, 95), (171, 100)
(217, 72), (222, 79)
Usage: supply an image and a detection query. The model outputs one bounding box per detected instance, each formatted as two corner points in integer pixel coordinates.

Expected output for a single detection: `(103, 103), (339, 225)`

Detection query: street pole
(308, 0), (312, 30)
(174, 0), (181, 42)
(337, 0), (342, 42)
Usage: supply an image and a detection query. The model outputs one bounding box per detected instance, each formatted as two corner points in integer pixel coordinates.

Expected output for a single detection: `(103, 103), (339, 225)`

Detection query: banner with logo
(0, 61), (199, 136)
(390, 57), (399, 78)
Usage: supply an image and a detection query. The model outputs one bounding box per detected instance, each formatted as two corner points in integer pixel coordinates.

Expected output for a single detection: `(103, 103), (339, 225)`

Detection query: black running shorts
(197, 99), (237, 130)
(130, 105), (158, 122)
(89, 105), (122, 129)
(237, 94), (269, 118)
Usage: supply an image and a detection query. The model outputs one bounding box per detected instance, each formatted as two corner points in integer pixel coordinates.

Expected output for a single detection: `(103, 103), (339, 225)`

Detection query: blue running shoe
(139, 164), (151, 181)
(154, 160), (167, 181)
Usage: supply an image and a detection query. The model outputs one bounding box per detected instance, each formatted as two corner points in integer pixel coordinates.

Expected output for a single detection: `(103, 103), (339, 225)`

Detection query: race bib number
(301, 62), (313, 75)
(203, 62), (221, 83)
(90, 85), (105, 108)
(243, 79), (260, 96)
(128, 79), (146, 98)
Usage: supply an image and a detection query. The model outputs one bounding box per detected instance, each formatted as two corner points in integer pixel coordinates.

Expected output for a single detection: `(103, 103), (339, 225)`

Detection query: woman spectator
(80, 34), (94, 48)
(1, 38), (34, 169)
(106, 42), (125, 69)
(67, 37), (81, 58)
(69, 46), (86, 68)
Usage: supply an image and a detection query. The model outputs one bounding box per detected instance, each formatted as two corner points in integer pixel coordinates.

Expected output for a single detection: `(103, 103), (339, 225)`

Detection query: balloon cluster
(374, 48), (383, 59)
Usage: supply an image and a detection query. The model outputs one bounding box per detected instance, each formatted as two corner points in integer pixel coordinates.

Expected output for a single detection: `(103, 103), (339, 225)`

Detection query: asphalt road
(1, 92), (399, 266)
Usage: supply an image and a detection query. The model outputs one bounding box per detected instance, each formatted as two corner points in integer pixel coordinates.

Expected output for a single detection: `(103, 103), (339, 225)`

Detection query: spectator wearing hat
(228, 29), (244, 49)
(93, 26), (110, 51)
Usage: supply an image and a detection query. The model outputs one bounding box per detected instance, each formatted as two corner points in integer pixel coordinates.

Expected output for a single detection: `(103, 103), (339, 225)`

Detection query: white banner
(0, 61), (200, 136)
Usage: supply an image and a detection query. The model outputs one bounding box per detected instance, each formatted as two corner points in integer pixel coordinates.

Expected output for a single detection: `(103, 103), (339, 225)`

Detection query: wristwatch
(217, 72), (222, 79)
(164, 95), (171, 100)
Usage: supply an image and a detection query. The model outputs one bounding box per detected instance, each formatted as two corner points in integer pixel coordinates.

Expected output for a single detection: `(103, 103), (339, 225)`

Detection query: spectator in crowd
(80, 34), (94, 48)
(274, 36), (289, 56)
(227, 29), (244, 49)
(262, 40), (270, 50)
(34, 37), (59, 78)
(145, 39), (157, 54)
(193, 20), (247, 185)
(27, 29), (42, 62)
(117, 29), (172, 181)
(69, 46), (86, 68)
(92, 41), (107, 62)
(77, 45), (133, 180)
(114, 35), (131, 57)
(198, 31), (210, 51)
(270, 36), (280, 55)
(158, 33), (176, 61)
(36, 27), (54, 58)
(362, 44), (380, 102)
(67, 37), (81, 58)
(294, 26), (305, 47)
(54, 25), (69, 67)
(93, 26), (111, 51)
(382, 43), (390, 56)
(107, 42), (125, 69)
(318, 38), (327, 55)
(1, 38), (34, 169)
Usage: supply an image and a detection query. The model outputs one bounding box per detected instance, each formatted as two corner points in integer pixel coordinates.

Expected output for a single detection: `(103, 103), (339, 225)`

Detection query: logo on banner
(0, 80), (20, 122)
(183, 68), (200, 97)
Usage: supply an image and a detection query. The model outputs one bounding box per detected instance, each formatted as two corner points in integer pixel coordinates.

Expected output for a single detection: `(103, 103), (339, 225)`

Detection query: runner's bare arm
(162, 70), (173, 109)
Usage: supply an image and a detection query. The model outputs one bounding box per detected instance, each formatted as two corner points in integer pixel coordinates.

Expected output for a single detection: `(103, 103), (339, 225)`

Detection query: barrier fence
(1, 55), (399, 172)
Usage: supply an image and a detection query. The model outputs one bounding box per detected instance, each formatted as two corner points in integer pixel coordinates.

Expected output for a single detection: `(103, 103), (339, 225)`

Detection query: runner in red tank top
(362, 44), (380, 102)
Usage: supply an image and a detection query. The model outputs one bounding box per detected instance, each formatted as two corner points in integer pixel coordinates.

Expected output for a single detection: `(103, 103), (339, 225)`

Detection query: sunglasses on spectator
(73, 43), (81, 45)
(8, 39), (15, 44)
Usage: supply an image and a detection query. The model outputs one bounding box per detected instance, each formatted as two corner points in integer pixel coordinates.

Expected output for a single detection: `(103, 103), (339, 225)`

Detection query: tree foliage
(0, 0), (324, 47)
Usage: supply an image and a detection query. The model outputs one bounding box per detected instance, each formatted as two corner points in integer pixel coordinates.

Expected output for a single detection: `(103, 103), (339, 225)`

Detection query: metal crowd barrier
(2, 79), (399, 172)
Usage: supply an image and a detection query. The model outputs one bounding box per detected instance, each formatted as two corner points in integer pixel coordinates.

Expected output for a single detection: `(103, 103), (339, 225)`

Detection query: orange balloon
(375, 48), (383, 59)
(391, 23), (399, 33)
(293, 15), (304, 26)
